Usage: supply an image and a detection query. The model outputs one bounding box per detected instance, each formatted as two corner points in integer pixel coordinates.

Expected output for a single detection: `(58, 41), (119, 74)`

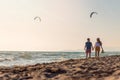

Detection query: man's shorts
(86, 49), (91, 53)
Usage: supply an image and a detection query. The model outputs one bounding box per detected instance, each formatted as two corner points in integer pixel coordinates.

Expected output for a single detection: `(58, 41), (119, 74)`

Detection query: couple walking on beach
(84, 38), (104, 59)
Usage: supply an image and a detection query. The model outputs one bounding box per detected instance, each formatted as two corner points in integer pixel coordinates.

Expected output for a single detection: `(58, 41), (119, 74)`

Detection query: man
(84, 38), (94, 59)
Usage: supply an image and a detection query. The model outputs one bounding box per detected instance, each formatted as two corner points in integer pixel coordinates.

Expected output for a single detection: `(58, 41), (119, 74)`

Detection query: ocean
(0, 51), (119, 67)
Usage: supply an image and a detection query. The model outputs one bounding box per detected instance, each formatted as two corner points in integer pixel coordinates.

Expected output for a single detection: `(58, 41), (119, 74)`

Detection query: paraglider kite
(90, 12), (98, 18)
(34, 16), (41, 22)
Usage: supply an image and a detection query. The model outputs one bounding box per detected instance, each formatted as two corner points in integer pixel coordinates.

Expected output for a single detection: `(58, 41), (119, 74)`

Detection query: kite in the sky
(34, 16), (41, 22)
(90, 12), (98, 18)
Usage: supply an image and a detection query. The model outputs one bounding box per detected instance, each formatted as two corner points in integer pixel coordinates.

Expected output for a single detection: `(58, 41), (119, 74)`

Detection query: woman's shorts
(95, 47), (100, 51)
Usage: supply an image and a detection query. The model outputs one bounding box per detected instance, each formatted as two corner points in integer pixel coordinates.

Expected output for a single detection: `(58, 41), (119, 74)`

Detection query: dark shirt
(85, 42), (92, 50)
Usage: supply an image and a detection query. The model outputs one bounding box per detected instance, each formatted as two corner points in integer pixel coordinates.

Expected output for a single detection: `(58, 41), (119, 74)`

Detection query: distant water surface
(0, 51), (119, 67)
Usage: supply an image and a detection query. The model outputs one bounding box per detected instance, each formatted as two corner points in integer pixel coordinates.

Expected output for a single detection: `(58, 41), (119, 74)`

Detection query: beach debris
(34, 16), (41, 22)
(90, 12), (98, 18)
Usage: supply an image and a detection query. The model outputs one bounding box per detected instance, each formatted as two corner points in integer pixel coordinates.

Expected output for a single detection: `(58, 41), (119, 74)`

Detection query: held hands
(92, 47), (94, 51)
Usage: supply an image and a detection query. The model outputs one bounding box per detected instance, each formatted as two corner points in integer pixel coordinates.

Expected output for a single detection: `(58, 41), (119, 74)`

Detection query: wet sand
(0, 55), (120, 80)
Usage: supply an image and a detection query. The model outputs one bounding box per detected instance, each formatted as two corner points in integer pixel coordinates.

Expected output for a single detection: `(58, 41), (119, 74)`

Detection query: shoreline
(0, 55), (120, 80)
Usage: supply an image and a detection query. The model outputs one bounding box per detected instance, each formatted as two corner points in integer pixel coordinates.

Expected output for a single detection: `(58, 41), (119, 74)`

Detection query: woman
(94, 38), (103, 57)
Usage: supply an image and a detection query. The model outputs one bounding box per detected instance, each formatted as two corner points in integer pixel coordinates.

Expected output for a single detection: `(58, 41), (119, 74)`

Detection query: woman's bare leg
(89, 52), (91, 58)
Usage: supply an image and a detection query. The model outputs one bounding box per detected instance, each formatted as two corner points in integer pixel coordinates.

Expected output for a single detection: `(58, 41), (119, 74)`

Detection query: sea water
(0, 51), (119, 67)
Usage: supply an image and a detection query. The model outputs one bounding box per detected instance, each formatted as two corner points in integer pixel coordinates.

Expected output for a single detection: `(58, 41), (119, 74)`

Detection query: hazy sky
(0, 0), (120, 51)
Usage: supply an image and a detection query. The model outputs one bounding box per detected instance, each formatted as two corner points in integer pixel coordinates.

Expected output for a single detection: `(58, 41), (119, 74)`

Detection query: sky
(0, 0), (120, 51)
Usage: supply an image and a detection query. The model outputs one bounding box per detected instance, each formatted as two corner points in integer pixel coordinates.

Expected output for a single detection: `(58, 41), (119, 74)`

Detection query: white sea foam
(0, 51), (119, 67)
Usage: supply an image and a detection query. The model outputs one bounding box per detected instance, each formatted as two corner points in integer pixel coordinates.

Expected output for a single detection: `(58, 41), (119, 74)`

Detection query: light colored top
(95, 42), (101, 47)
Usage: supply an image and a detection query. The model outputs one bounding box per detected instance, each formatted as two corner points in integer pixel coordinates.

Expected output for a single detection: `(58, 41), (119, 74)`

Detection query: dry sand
(0, 55), (120, 80)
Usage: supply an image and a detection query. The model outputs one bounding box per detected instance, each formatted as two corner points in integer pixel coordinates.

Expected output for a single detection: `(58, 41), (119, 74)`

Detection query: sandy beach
(0, 55), (120, 80)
